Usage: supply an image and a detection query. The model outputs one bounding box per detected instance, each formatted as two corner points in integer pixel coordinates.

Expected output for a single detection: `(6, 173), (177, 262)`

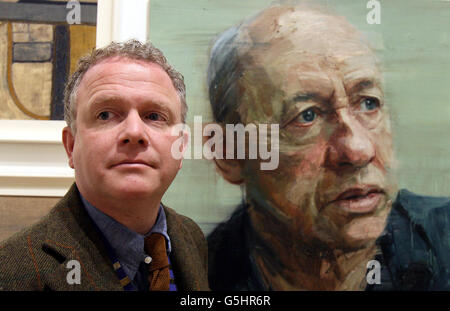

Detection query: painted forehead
(245, 6), (361, 43)
(246, 10), (374, 61)
(240, 7), (380, 86)
(233, 8), (382, 121)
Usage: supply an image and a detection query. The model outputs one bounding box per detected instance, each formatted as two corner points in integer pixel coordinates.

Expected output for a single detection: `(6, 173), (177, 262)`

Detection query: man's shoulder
(393, 188), (450, 247)
(207, 203), (249, 265)
(163, 204), (194, 225)
(394, 189), (450, 219)
(0, 187), (79, 250)
(0, 198), (65, 255)
(207, 204), (247, 250)
(163, 204), (203, 236)
(162, 203), (206, 255)
(0, 201), (62, 290)
(0, 184), (103, 291)
(0, 213), (48, 257)
(206, 204), (252, 290)
(382, 189), (450, 290)
(391, 189), (450, 243)
(162, 204), (209, 291)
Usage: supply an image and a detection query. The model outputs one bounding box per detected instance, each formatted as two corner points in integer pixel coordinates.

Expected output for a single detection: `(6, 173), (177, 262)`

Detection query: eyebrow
(283, 76), (381, 109)
(292, 93), (317, 103)
(346, 78), (381, 94)
(291, 92), (332, 107)
(90, 96), (170, 110)
(89, 96), (174, 118)
(90, 96), (119, 107)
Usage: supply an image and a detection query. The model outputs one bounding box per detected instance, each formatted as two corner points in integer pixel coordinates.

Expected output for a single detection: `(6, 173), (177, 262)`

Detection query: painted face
(239, 14), (397, 250)
(64, 57), (184, 207)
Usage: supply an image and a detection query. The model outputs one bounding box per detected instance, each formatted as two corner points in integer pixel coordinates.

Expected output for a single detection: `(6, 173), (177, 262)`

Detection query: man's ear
(62, 126), (75, 169)
(202, 123), (244, 185)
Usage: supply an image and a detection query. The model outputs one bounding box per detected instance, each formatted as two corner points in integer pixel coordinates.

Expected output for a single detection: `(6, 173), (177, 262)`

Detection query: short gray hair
(64, 39), (187, 133)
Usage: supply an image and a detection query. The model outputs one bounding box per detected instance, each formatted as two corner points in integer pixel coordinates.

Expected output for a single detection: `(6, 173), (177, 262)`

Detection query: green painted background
(149, 0), (450, 233)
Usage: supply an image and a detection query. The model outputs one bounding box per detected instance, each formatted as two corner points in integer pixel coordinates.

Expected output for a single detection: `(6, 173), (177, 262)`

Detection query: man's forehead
(77, 56), (175, 100)
(82, 56), (163, 82)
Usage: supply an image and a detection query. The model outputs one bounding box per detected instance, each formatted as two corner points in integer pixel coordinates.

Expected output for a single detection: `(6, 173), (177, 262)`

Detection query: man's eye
(97, 111), (112, 120)
(297, 107), (318, 124)
(146, 112), (165, 121)
(360, 98), (380, 112)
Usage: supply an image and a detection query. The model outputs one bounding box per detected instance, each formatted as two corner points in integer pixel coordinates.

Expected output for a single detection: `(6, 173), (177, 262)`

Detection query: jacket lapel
(164, 205), (209, 291)
(39, 184), (123, 291)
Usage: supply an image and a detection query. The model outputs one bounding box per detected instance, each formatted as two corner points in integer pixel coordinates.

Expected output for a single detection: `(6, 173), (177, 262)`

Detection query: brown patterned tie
(144, 233), (170, 291)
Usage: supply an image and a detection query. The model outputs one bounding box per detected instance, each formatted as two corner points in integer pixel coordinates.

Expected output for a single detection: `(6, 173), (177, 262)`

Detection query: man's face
(63, 57), (185, 206)
(239, 18), (397, 250)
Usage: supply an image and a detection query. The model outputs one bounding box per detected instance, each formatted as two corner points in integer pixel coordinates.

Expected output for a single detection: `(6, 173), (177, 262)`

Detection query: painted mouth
(331, 187), (385, 214)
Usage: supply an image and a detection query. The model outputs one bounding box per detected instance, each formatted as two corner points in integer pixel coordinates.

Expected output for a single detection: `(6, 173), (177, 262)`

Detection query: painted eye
(360, 97), (380, 112)
(97, 111), (112, 120)
(297, 107), (318, 124)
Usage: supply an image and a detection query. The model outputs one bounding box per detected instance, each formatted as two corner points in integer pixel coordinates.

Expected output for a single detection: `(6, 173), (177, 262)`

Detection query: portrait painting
(148, 0), (450, 290)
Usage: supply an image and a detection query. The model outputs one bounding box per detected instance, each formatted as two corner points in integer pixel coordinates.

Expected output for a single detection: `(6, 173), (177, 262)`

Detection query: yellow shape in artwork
(69, 25), (96, 75)
(11, 62), (53, 117)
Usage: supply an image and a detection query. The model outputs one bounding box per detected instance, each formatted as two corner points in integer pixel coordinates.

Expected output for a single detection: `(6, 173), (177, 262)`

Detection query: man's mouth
(111, 160), (155, 169)
(331, 187), (385, 214)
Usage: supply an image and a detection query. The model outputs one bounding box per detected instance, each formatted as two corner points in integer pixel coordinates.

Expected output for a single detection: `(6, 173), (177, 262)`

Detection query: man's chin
(109, 181), (162, 200)
(317, 192), (393, 250)
(339, 212), (390, 250)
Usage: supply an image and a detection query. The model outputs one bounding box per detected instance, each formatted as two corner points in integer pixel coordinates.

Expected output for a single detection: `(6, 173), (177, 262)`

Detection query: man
(0, 40), (209, 291)
(206, 4), (450, 290)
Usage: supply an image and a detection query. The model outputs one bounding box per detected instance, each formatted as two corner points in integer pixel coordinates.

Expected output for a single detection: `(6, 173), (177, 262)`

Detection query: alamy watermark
(66, 259), (81, 285)
(66, 0), (81, 25)
(366, 260), (381, 285)
(171, 116), (280, 171)
(366, 0), (381, 25)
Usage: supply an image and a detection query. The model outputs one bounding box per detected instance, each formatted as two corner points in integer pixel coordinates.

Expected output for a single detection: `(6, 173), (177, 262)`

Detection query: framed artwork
(148, 0), (450, 233)
(149, 0), (450, 290)
(0, 0), (96, 120)
(0, 0), (96, 196)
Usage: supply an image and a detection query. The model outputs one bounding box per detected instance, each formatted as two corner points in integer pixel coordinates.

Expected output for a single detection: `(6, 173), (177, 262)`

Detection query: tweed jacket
(0, 184), (209, 291)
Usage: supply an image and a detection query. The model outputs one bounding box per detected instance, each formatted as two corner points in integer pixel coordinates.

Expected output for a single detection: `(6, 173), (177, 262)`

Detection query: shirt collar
(80, 194), (172, 281)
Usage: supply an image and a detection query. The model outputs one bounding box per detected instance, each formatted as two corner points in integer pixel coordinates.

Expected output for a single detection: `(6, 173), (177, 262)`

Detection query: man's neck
(81, 192), (161, 235)
(247, 203), (379, 291)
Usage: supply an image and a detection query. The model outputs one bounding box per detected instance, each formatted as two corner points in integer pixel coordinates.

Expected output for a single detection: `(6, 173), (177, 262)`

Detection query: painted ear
(213, 157), (244, 185)
(202, 123), (244, 185)
(62, 126), (75, 169)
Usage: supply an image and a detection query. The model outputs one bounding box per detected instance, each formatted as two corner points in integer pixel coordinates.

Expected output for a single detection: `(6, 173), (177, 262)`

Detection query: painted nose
(119, 111), (149, 147)
(326, 110), (375, 169)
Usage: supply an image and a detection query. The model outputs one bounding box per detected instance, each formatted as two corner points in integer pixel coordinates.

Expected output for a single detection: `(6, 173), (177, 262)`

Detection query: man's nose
(325, 109), (375, 170)
(119, 111), (149, 147)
